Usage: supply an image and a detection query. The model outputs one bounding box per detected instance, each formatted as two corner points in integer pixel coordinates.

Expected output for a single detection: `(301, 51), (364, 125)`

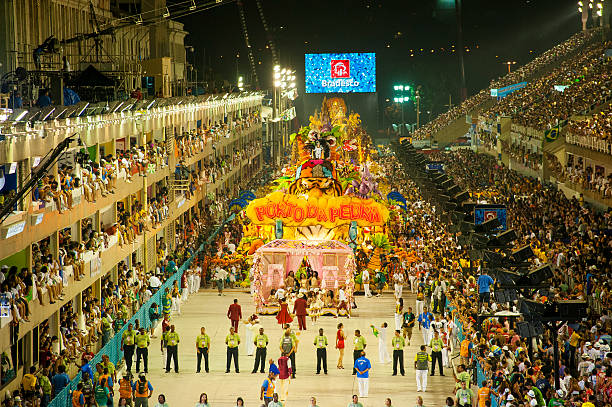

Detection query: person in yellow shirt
(225, 326), (241, 373)
(135, 327), (150, 373)
(196, 327), (211, 373)
(165, 325), (180, 373)
(21, 366), (38, 399)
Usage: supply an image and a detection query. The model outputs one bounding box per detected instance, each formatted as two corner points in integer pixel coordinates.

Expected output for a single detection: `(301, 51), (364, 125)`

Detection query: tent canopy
(255, 239), (353, 254)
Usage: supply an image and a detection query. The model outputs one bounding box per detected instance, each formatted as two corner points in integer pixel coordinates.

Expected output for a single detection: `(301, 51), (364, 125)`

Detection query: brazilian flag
(545, 125), (560, 142)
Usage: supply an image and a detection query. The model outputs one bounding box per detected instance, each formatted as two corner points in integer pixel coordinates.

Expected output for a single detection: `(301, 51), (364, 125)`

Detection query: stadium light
(274, 65), (280, 72)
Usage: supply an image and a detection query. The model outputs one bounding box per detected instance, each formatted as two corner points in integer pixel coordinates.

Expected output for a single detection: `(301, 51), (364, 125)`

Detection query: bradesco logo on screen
(323, 58), (360, 88)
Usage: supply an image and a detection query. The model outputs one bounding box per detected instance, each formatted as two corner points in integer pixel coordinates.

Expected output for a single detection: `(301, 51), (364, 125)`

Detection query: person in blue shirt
(8, 91), (22, 109)
(51, 365), (70, 397)
(354, 351), (371, 398)
(418, 306), (433, 345)
(477, 271), (494, 304)
(269, 358), (280, 377)
(36, 89), (52, 108)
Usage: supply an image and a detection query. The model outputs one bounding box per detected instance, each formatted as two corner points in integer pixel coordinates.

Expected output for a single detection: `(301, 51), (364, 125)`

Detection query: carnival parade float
(226, 98), (418, 315)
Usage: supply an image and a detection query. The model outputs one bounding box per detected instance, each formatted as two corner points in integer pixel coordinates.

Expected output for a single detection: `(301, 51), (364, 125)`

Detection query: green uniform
(392, 336), (406, 350)
(254, 334), (269, 348)
(196, 334), (211, 349)
(166, 332), (180, 346)
(135, 333), (150, 348)
(457, 388), (474, 406)
(353, 336), (366, 350)
(122, 330), (136, 346)
(314, 335), (328, 348)
(430, 338), (444, 352)
(226, 333), (240, 348)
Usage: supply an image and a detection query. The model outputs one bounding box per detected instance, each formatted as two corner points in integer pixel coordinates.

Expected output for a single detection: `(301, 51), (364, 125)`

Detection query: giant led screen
(305, 52), (376, 93)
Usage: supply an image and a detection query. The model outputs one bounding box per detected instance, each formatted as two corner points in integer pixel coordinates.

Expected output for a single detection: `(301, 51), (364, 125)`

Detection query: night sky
(174, 0), (585, 125)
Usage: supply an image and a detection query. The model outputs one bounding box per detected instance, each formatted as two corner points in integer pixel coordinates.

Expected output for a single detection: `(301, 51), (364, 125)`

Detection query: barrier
(451, 302), (500, 407)
(48, 243), (202, 407)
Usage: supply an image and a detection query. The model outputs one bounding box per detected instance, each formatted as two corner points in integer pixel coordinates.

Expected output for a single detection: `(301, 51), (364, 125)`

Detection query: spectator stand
(48, 242), (203, 407)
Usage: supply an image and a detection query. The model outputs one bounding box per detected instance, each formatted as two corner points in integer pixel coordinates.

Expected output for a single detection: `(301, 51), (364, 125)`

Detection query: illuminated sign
(1, 220), (26, 239)
(490, 82), (527, 99)
(474, 205), (507, 231)
(245, 192), (389, 228)
(305, 53), (376, 93)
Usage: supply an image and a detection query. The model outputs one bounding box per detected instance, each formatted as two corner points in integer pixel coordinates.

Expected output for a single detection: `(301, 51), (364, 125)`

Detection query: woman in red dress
(276, 298), (293, 327)
(336, 322), (346, 369)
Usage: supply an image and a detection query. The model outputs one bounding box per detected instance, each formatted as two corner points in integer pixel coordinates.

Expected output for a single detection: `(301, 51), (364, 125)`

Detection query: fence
(452, 304), (500, 407)
(48, 243), (202, 407)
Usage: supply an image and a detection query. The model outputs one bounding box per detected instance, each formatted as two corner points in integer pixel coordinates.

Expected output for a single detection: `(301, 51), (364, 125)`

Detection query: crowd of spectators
(567, 104), (612, 155)
(545, 152), (612, 200)
(411, 29), (601, 140)
(387, 146), (611, 407)
(481, 39), (610, 131)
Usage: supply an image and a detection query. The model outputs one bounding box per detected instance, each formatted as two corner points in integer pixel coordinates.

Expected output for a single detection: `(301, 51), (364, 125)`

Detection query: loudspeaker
(558, 300), (588, 320)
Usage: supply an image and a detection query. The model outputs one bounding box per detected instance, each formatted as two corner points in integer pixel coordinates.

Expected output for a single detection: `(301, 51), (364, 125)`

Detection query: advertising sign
(474, 204), (507, 231)
(490, 82), (527, 99)
(305, 53), (376, 93)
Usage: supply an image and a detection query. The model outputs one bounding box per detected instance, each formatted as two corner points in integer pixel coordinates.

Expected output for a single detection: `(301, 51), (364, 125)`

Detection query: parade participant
(160, 325), (169, 370)
(276, 298), (293, 328)
(363, 268), (372, 298)
(418, 306), (433, 345)
(227, 298), (242, 332)
(375, 322), (391, 364)
(336, 285), (350, 317)
(393, 270), (405, 299)
(354, 351), (371, 398)
(244, 315), (259, 356)
(165, 325), (180, 373)
(122, 323), (137, 373)
(352, 330), (367, 375)
(277, 352), (292, 402)
(394, 298), (404, 331)
(314, 327), (328, 374)
(252, 327), (269, 374)
(196, 327), (211, 373)
(392, 330), (406, 376)
(225, 326), (241, 373)
(415, 345), (432, 392)
(403, 306), (416, 341)
(336, 322), (347, 369)
(293, 293), (309, 330)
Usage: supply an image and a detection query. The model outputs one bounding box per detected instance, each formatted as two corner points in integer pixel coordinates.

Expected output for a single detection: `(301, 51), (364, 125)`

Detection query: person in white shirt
(337, 287), (350, 317)
(393, 271), (404, 299)
(362, 269), (372, 298)
(377, 322), (391, 364)
(149, 274), (162, 292)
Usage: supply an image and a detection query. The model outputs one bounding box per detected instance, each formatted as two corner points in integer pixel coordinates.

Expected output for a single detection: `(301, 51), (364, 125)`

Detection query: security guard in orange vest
(72, 382), (85, 407)
(132, 373), (154, 406)
(118, 373), (134, 406)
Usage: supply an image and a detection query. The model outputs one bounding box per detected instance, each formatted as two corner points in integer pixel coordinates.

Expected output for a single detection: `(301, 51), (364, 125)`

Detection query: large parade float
(228, 98), (415, 315)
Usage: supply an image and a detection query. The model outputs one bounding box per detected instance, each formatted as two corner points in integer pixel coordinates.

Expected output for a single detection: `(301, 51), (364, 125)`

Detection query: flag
(545, 124), (560, 142)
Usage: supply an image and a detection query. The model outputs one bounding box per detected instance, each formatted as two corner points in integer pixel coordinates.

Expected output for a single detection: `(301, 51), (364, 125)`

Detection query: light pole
(415, 90), (421, 130)
(504, 61), (517, 74)
(393, 85), (412, 136)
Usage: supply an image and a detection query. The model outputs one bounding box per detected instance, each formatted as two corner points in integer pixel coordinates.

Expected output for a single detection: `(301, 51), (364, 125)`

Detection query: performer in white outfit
(362, 269), (372, 297)
(244, 315), (259, 356)
(393, 271), (404, 299)
(377, 322), (391, 363)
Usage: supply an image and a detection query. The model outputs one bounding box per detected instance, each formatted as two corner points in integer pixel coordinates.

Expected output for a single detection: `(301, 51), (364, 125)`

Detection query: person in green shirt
(454, 364), (472, 390)
(225, 326), (240, 373)
(314, 328), (328, 375)
(456, 380), (475, 407)
(547, 389), (566, 407)
(101, 312), (112, 346)
(165, 325), (180, 373)
(196, 327), (211, 373)
(392, 330), (406, 376)
(252, 327), (268, 374)
(348, 394), (364, 407)
(528, 387), (545, 407)
(148, 303), (160, 338)
(122, 323), (137, 373)
(94, 381), (110, 407)
(135, 327), (150, 373)
(429, 330), (445, 376)
(352, 330), (366, 375)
